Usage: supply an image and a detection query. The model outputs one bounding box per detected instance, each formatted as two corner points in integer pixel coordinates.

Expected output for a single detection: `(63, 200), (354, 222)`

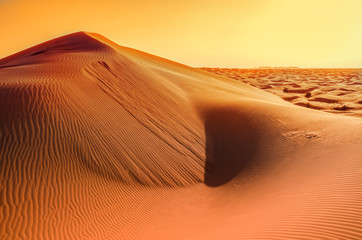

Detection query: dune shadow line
(204, 108), (259, 187)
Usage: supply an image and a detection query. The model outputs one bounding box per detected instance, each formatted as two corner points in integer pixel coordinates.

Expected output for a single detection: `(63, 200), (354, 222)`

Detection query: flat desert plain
(1, 32), (362, 239)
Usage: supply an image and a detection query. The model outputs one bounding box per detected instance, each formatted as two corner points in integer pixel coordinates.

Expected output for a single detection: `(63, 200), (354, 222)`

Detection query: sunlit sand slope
(1, 32), (361, 239)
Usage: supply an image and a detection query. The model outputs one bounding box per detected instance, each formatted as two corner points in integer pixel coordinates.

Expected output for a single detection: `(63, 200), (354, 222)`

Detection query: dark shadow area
(204, 108), (259, 187)
(30, 49), (48, 56)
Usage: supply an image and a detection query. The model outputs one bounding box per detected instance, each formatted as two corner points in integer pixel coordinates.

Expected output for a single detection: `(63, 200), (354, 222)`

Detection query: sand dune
(1, 32), (362, 239)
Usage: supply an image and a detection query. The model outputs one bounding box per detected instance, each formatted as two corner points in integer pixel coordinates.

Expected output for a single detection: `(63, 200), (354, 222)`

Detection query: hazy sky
(0, 0), (361, 67)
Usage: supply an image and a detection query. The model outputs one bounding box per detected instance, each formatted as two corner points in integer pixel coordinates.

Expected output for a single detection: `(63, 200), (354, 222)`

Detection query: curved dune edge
(0, 32), (361, 239)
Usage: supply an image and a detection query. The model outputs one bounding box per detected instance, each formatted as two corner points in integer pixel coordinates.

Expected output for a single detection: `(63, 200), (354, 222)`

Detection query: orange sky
(0, 0), (361, 67)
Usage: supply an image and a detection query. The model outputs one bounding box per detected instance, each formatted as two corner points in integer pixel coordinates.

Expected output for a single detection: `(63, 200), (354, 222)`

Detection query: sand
(0, 32), (361, 239)
(201, 68), (362, 117)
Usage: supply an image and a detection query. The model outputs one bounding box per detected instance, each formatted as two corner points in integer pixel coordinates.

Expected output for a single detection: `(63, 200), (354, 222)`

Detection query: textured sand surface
(201, 68), (362, 117)
(1, 32), (362, 239)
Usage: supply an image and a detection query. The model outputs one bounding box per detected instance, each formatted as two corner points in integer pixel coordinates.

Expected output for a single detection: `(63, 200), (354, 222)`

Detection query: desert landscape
(201, 68), (362, 117)
(0, 32), (362, 239)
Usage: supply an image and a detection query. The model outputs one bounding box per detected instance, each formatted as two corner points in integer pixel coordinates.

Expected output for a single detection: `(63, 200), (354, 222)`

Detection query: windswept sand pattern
(1, 32), (362, 239)
(201, 68), (362, 117)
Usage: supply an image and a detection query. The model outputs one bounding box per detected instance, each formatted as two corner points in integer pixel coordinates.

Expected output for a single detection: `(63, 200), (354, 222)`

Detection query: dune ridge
(1, 32), (362, 239)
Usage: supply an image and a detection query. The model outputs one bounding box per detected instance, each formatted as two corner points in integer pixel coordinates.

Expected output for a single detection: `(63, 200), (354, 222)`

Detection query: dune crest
(0, 32), (206, 187)
(1, 32), (362, 239)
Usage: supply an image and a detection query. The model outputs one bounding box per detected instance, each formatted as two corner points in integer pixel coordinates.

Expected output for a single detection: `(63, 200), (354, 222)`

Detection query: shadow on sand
(204, 108), (259, 187)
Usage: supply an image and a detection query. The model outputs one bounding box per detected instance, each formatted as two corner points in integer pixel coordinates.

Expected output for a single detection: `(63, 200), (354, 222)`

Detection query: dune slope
(0, 32), (361, 239)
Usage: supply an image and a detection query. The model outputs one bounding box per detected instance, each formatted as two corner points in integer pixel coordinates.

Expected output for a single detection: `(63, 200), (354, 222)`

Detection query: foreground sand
(0, 32), (361, 239)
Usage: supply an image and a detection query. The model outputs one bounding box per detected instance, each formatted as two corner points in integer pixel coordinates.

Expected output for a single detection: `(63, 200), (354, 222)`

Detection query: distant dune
(1, 32), (362, 239)
(202, 68), (362, 117)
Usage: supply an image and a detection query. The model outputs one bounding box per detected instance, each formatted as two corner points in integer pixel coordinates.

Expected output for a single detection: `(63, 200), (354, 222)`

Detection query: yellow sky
(0, 0), (361, 67)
